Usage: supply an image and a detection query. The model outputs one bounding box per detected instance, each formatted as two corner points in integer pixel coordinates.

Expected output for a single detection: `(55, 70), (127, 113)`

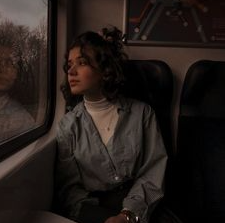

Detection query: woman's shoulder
(58, 101), (84, 128)
(118, 96), (153, 111)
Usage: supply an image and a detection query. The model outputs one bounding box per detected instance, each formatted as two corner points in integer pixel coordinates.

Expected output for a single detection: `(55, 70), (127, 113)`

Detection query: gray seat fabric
(120, 60), (173, 157)
(169, 60), (225, 223)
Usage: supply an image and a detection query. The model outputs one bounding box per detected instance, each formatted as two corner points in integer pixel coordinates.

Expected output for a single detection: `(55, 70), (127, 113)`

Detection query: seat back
(172, 60), (225, 223)
(120, 60), (173, 156)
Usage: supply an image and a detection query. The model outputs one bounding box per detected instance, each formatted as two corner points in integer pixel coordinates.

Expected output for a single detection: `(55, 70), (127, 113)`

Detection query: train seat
(120, 60), (177, 223)
(120, 60), (174, 157)
(170, 60), (225, 223)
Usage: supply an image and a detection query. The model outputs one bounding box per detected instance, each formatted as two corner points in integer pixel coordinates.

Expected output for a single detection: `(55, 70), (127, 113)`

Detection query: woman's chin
(70, 88), (84, 96)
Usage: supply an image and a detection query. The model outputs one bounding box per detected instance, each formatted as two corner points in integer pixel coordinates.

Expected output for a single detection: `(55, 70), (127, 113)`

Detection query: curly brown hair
(61, 26), (128, 109)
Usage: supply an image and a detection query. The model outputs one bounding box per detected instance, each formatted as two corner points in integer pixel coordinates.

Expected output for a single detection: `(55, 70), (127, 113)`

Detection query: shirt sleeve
(123, 106), (168, 223)
(55, 118), (98, 220)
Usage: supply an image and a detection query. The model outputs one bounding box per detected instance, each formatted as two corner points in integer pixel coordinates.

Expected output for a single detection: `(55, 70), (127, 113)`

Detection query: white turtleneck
(84, 97), (119, 146)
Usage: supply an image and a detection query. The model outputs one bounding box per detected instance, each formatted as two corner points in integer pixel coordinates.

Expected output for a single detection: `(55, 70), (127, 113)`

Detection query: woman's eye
(66, 58), (88, 71)
(79, 59), (88, 66)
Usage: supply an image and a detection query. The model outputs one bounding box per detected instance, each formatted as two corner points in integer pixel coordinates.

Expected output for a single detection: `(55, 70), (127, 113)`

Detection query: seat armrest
(0, 210), (76, 223)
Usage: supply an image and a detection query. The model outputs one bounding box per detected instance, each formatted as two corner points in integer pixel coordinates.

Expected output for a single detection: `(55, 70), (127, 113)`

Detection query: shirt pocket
(119, 131), (142, 177)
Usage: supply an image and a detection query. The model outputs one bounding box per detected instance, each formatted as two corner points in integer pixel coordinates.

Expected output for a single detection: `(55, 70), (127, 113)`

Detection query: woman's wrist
(120, 209), (140, 223)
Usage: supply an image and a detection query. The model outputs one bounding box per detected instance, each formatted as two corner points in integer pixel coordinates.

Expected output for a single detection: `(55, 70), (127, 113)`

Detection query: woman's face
(67, 47), (104, 101)
(0, 46), (17, 93)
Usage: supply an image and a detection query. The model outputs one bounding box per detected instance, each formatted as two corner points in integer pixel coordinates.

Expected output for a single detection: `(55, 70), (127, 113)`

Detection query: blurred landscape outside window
(0, 0), (48, 143)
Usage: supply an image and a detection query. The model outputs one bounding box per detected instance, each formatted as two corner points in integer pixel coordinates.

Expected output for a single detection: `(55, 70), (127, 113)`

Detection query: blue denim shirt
(56, 98), (167, 223)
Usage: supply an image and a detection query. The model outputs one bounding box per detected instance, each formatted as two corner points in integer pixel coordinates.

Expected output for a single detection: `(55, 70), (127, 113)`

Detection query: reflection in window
(0, 0), (48, 142)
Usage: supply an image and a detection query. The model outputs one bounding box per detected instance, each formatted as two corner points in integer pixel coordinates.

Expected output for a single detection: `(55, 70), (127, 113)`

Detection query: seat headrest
(121, 60), (173, 115)
(180, 60), (225, 118)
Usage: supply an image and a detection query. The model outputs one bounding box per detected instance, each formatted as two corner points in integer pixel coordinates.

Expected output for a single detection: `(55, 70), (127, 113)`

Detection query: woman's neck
(83, 91), (105, 102)
(84, 97), (112, 111)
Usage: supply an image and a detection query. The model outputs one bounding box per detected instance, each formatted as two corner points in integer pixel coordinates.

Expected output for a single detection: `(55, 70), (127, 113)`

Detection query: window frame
(0, 0), (57, 160)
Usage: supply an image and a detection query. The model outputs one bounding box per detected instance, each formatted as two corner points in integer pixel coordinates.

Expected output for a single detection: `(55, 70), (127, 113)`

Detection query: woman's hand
(104, 213), (127, 223)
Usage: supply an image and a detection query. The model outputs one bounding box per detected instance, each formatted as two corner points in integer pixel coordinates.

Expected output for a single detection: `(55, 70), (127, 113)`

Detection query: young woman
(55, 26), (167, 223)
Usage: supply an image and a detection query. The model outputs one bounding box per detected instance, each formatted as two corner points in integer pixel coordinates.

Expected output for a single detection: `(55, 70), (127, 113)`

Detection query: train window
(0, 0), (56, 159)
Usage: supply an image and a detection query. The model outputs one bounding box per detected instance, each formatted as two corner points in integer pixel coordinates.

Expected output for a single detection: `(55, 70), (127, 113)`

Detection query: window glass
(0, 0), (49, 143)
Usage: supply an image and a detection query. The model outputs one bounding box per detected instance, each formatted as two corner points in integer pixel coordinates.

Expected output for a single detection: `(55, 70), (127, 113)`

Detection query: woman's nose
(68, 64), (77, 76)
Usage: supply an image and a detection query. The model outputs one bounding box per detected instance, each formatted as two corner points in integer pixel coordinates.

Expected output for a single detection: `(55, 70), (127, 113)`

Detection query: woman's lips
(69, 80), (80, 87)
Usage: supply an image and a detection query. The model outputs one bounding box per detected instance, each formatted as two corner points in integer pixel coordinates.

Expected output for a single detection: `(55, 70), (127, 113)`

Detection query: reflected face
(67, 47), (104, 101)
(0, 46), (18, 92)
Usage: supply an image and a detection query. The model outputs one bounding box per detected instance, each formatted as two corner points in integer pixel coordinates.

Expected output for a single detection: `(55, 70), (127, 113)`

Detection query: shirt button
(114, 176), (120, 181)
